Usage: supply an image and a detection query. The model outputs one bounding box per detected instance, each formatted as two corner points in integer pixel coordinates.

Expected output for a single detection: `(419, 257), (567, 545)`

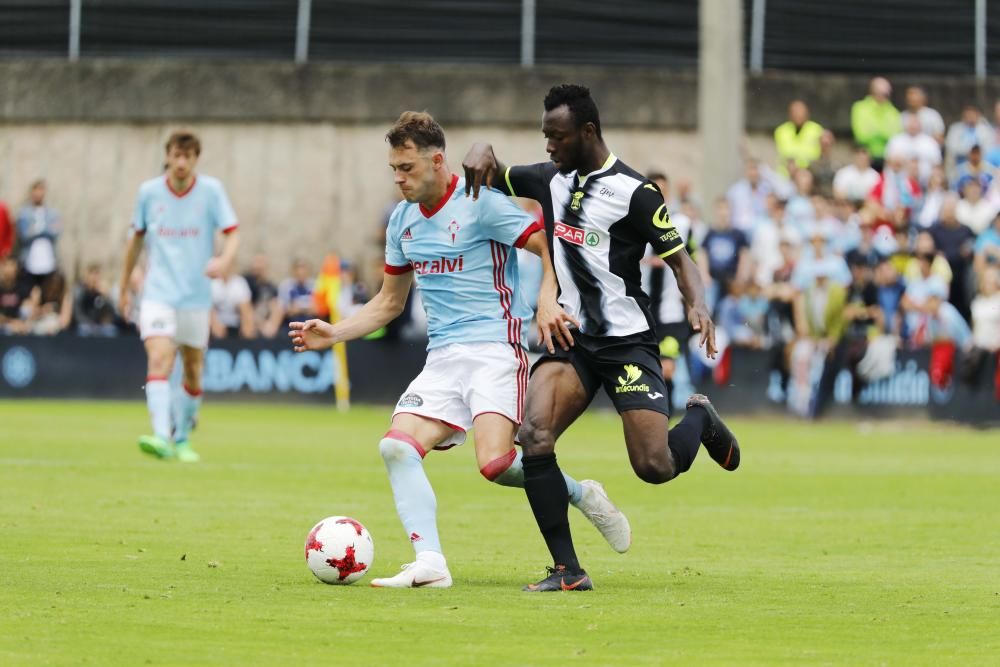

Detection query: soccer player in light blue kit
(119, 131), (240, 462)
(290, 112), (630, 588)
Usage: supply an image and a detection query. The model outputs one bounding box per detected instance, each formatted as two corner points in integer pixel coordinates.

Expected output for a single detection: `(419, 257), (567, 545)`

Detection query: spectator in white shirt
(916, 166), (948, 229)
(956, 178), (999, 235)
(970, 266), (1000, 353)
(833, 145), (881, 204)
(886, 115), (942, 185)
(900, 86), (945, 145)
(211, 263), (256, 339)
(945, 105), (994, 175)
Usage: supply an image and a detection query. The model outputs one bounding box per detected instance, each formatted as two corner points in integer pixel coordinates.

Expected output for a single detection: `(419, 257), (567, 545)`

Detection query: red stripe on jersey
(221, 224), (238, 235)
(491, 241), (527, 422)
(384, 262), (414, 275)
(419, 173), (459, 218)
(513, 220), (544, 249)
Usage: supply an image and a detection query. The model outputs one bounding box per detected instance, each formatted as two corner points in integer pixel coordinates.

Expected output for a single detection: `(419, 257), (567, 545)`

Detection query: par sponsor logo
(554, 221), (585, 246)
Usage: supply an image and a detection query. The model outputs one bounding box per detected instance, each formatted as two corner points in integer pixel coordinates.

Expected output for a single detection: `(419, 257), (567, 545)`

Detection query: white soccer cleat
(576, 480), (632, 553)
(370, 554), (453, 589)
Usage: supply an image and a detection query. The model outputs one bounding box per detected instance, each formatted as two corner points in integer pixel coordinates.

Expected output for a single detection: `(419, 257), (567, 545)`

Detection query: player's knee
(631, 455), (675, 485)
(517, 417), (554, 456)
(379, 435), (423, 463)
(480, 448), (518, 484)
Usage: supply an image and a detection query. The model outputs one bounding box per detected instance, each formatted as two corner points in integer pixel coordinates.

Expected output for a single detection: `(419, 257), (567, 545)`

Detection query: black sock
(522, 453), (582, 574)
(667, 405), (707, 475)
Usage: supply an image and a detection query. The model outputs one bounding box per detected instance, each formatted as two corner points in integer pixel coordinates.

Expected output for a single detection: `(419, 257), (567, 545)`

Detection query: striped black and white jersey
(497, 155), (685, 338)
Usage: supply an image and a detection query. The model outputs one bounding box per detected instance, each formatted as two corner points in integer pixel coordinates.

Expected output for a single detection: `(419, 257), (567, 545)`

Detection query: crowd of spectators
(665, 77), (1000, 415)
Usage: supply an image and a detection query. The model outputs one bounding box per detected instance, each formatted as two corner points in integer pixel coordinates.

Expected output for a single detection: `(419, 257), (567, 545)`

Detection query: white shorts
(139, 300), (211, 349)
(392, 341), (529, 450)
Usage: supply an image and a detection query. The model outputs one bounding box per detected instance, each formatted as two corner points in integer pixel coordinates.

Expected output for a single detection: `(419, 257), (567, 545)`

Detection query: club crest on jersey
(554, 221), (585, 246)
(570, 190), (585, 211)
(401, 228), (413, 241)
(447, 220), (461, 245)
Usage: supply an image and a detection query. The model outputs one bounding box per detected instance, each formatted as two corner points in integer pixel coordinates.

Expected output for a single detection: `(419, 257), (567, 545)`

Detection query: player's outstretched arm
(288, 271), (413, 352)
(206, 229), (239, 279)
(665, 249), (717, 359)
(462, 143), (507, 200)
(118, 232), (144, 322)
(521, 230), (579, 353)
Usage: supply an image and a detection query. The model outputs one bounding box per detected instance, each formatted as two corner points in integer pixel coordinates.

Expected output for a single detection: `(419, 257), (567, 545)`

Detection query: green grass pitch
(1, 400), (998, 666)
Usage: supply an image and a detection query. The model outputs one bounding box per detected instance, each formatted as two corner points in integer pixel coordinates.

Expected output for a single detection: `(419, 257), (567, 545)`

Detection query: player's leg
(600, 342), (739, 483)
(138, 301), (178, 459)
(173, 345), (204, 462)
(371, 412), (456, 589)
(476, 415), (632, 555)
(466, 342), (631, 554)
(171, 309), (211, 462)
(519, 359), (598, 591)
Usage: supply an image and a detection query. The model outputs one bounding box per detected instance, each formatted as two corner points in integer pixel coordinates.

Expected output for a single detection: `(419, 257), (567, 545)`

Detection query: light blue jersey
(132, 174), (238, 309)
(385, 174), (540, 350)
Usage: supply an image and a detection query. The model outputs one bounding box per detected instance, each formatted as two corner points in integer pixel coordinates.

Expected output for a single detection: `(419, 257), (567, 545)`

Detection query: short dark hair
(544, 84), (602, 138)
(646, 171), (668, 183)
(386, 111), (446, 151)
(165, 131), (201, 156)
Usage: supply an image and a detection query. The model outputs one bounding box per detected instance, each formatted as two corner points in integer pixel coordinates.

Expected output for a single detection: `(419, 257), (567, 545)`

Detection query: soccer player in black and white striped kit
(464, 84), (741, 592)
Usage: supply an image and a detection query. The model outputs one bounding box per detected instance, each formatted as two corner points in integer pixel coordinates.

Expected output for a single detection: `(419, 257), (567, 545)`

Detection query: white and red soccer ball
(304, 516), (374, 585)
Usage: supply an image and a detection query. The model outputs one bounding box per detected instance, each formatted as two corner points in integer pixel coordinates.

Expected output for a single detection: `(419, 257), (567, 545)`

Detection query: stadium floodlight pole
(974, 0), (986, 80)
(520, 0), (535, 68)
(68, 0), (82, 62)
(749, 0), (766, 74)
(295, 0), (312, 64)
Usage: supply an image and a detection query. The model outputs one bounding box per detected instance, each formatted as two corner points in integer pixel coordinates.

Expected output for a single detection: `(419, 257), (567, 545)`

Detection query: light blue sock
(379, 435), (442, 556)
(145, 379), (172, 442)
(491, 449), (584, 506)
(174, 385), (202, 443)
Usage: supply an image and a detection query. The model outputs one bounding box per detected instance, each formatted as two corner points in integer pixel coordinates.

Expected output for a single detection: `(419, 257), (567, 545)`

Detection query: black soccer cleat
(522, 565), (594, 592)
(687, 393), (740, 471)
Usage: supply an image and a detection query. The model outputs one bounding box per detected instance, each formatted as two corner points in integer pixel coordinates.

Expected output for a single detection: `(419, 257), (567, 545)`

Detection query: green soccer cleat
(173, 440), (201, 463)
(138, 435), (174, 460)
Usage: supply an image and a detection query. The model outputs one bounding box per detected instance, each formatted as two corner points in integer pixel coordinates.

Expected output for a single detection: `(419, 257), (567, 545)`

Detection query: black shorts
(655, 322), (692, 360)
(532, 330), (671, 417)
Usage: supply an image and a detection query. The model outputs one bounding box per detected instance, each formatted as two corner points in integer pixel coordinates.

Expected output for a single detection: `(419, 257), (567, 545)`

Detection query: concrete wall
(4, 61), (999, 131)
(0, 122), (779, 285)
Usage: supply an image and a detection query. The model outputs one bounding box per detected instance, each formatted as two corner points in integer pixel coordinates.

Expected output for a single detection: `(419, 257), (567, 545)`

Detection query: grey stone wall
(3, 60), (1000, 132)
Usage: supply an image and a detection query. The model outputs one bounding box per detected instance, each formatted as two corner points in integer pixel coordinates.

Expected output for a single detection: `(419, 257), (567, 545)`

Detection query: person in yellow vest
(851, 77), (902, 171)
(774, 100), (824, 178)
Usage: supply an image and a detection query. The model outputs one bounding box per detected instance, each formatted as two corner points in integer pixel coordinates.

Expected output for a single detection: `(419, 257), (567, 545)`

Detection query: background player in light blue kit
(290, 112), (630, 588)
(119, 131), (240, 462)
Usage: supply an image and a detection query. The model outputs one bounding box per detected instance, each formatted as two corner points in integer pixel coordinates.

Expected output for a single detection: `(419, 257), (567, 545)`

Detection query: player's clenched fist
(289, 319), (337, 352)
